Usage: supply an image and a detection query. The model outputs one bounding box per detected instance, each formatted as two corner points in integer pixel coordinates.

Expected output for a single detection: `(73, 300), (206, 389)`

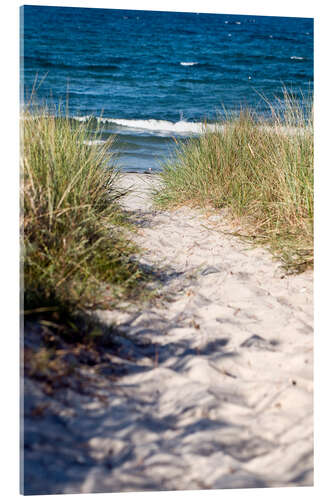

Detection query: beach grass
(22, 104), (145, 338)
(155, 91), (313, 273)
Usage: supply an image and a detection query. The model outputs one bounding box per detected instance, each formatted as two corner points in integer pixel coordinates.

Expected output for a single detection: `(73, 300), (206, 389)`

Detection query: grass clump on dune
(155, 92), (313, 273)
(22, 105), (144, 335)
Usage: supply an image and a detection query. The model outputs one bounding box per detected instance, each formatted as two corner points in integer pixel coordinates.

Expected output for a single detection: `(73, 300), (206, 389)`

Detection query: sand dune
(23, 173), (313, 494)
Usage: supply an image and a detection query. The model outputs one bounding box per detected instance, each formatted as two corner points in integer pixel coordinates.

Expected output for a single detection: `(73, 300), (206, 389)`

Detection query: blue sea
(21, 6), (313, 172)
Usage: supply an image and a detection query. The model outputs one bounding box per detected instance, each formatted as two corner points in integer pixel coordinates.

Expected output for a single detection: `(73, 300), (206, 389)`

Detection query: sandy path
(23, 173), (313, 494)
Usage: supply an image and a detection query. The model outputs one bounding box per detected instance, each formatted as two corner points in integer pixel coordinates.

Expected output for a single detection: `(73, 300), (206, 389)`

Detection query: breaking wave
(73, 116), (223, 134)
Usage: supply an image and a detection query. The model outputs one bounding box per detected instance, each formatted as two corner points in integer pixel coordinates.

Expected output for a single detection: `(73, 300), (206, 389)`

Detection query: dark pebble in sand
(201, 266), (221, 276)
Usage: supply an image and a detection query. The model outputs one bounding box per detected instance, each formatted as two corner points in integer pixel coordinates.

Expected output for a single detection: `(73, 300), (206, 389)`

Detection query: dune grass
(22, 105), (145, 338)
(155, 92), (313, 273)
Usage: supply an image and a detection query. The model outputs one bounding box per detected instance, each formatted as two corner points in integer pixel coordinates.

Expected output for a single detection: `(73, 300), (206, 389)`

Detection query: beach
(22, 7), (314, 494)
(23, 173), (313, 494)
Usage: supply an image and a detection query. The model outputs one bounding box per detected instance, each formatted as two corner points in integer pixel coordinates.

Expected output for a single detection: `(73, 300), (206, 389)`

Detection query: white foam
(180, 62), (198, 66)
(83, 139), (106, 146)
(72, 116), (224, 135)
(104, 118), (222, 134)
(290, 56), (304, 60)
(73, 115), (92, 122)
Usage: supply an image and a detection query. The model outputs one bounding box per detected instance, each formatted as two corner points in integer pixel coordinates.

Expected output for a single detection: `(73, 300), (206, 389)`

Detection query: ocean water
(21, 6), (313, 172)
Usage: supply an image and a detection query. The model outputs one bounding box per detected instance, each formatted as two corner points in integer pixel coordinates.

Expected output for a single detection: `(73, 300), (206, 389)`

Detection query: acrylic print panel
(21, 3), (314, 495)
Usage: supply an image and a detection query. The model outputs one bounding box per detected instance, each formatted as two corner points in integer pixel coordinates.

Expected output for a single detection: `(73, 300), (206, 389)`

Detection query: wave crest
(180, 62), (199, 66)
(73, 116), (222, 134)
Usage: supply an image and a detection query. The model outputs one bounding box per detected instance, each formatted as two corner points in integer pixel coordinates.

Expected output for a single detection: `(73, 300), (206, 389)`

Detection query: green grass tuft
(22, 104), (145, 331)
(155, 91), (313, 273)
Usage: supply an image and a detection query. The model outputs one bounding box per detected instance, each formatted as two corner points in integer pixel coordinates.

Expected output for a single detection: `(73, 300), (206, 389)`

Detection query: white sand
(23, 173), (313, 494)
